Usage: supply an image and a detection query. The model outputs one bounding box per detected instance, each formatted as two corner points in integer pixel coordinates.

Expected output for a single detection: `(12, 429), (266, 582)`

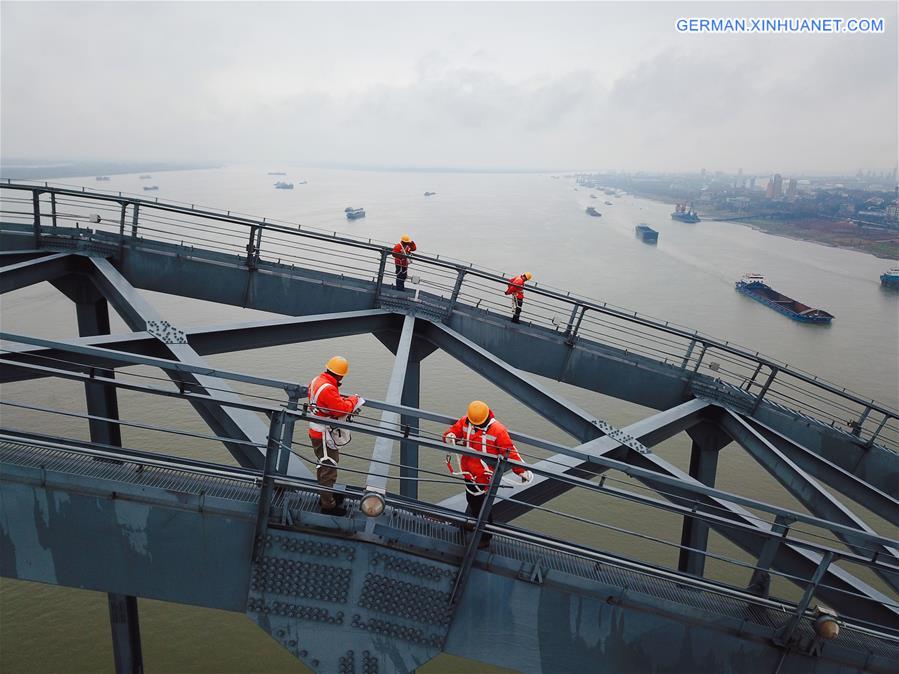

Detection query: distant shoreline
(0, 161), (221, 181)
(633, 193), (899, 261)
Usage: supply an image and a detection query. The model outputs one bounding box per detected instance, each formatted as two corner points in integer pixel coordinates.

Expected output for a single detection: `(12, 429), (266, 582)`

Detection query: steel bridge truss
(1, 183), (898, 674)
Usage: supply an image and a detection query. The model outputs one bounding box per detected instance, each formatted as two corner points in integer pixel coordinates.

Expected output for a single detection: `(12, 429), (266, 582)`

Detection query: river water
(1, 166), (897, 673)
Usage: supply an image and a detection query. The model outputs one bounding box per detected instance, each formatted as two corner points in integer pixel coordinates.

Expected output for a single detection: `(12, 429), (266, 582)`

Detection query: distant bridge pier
(56, 274), (144, 673)
(677, 423), (730, 577)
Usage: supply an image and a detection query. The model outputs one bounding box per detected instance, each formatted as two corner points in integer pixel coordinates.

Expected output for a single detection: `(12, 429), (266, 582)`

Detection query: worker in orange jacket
(504, 272), (533, 323)
(443, 400), (532, 547)
(392, 234), (417, 291)
(308, 356), (364, 515)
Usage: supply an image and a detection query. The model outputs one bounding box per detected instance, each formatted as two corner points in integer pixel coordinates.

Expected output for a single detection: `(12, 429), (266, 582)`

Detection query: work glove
(519, 469), (534, 484)
(444, 432), (457, 445)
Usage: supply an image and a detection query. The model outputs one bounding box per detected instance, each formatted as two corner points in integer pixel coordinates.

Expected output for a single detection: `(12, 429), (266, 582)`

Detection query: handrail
(2, 181), (896, 450)
(2, 342), (898, 559)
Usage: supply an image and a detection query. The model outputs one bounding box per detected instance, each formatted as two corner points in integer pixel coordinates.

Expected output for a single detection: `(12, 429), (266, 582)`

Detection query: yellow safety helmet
(467, 400), (490, 426)
(401, 234), (412, 243)
(523, 272), (533, 280)
(325, 356), (349, 377)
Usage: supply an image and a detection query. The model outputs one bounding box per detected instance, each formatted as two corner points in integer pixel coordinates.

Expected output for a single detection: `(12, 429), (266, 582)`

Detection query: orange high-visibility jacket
(307, 371), (359, 440)
(443, 413), (526, 486)
(392, 241), (417, 267)
(504, 274), (527, 299)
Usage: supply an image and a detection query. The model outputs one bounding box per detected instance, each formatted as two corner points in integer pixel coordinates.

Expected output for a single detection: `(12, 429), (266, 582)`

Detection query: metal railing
(1, 341), (898, 640)
(1, 180), (896, 452)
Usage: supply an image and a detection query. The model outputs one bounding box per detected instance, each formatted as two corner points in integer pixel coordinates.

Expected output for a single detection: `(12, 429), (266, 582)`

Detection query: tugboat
(735, 274), (833, 323)
(635, 224), (658, 244)
(880, 268), (899, 289)
(274, 181), (294, 190)
(345, 207), (366, 220)
(671, 203), (700, 223)
(585, 206), (602, 217)
(424, 191), (436, 197)
(604, 200), (613, 206)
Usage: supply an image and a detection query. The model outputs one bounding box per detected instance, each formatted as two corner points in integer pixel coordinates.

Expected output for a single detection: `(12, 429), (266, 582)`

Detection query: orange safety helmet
(325, 356), (349, 377)
(467, 400), (490, 426)
(523, 272), (533, 280)
(401, 234), (412, 243)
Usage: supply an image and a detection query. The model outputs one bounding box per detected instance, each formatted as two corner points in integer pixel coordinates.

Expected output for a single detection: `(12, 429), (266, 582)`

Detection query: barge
(274, 181), (294, 190)
(880, 268), (899, 289)
(635, 224), (658, 244)
(735, 274), (833, 323)
(671, 203), (700, 223)
(345, 207), (366, 220)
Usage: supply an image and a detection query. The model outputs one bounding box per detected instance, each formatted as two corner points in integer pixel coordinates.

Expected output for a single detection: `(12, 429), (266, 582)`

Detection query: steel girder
(0, 252), (79, 294)
(85, 257), (307, 475)
(2, 435), (896, 674)
(367, 315), (416, 492)
(0, 309), (395, 385)
(438, 398), (712, 518)
(420, 321), (605, 444)
(421, 324), (898, 625)
(719, 409), (899, 593)
(741, 415), (899, 528)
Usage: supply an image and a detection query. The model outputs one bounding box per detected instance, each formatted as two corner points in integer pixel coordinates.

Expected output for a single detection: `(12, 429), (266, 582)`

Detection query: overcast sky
(2, 1), (896, 172)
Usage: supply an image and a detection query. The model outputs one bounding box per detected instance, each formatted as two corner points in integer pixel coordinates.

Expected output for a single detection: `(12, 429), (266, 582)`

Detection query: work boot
(511, 316), (520, 324)
(321, 504), (348, 516)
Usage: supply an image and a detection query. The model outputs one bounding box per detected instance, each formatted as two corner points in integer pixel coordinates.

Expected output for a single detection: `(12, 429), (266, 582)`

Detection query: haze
(2, 1), (896, 173)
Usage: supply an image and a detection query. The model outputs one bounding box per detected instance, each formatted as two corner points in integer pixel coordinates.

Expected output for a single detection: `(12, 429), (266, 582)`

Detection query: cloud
(1, 2), (895, 171)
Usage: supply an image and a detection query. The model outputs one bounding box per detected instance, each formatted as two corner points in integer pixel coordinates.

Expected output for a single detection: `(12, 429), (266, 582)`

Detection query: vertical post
(399, 358), (421, 499)
(751, 367), (779, 413)
(246, 226), (258, 270)
(677, 439), (720, 577)
(450, 453), (506, 607)
(131, 203), (140, 238)
(32, 190), (42, 247)
(253, 410), (285, 562)
(565, 305), (587, 345)
(866, 413), (890, 448)
(744, 362), (764, 391)
(108, 594), (143, 674)
(680, 338), (697, 369)
(563, 303), (580, 337)
(747, 514), (793, 597)
(119, 202), (127, 237)
(277, 387), (301, 475)
(50, 192), (58, 228)
(448, 268), (466, 309)
(774, 551), (834, 646)
(374, 249), (388, 305)
(63, 278), (140, 672)
(851, 406), (872, 437)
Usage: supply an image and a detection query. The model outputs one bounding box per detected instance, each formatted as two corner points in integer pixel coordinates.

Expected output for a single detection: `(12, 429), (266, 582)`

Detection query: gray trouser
(312, 436), (340, 509)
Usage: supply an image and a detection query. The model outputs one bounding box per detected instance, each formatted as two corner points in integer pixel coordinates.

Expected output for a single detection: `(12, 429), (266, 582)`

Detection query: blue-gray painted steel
(677, 433), (721, 577)
(0, 252), (77, 294)
(367, 315), (415, 492)
(720, 410), (899, 592)
(3, 188), (899, 671)
(2, 435), (897, 674)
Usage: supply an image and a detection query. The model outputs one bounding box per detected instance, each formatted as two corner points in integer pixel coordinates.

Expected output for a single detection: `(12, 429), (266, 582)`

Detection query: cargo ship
(635, 224), (658, 244)
(880, 268), (899, 289)
(585, 206), (602, 217)
(345, 207), (366, 220)
(735, 274), (833, 323)
(671, 203), (700, 223)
